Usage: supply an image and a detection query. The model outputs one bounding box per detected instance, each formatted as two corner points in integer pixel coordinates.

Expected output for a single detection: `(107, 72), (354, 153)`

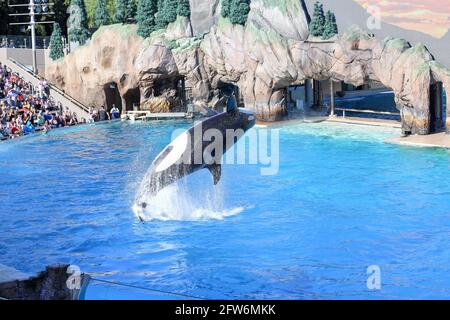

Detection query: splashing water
(132, 180), (245, 222)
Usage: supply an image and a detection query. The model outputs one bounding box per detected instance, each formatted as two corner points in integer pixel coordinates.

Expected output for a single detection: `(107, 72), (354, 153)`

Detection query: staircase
(2, 58), (90, 120)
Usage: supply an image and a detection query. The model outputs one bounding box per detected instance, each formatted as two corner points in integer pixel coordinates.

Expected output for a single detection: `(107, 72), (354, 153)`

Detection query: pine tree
(309, 1), (325, 37)
(137, 0), (157, 38)
(49, 23), (65, 60)
(84, 0), (97, 27)
(68, 0), (90, 45)
(162, 0), (178, 24)
(155, 0), (166, 29)
(221, 0), (231, 18)
(177, 0), (191, 18)
(114, 0), (137, 24)
(95, 0), (111, 27)
(154, 0), (177, 29)
(322, 10), (338, 40)
(229, 0), (250, 25)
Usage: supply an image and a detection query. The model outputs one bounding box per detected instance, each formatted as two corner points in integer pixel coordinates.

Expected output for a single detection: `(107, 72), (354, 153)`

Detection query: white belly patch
(155, 132), (189, 172)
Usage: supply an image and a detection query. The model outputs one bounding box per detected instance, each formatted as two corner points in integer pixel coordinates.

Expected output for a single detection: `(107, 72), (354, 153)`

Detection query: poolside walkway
(326, 116), (401, 128)
(386, 132), (450, 149)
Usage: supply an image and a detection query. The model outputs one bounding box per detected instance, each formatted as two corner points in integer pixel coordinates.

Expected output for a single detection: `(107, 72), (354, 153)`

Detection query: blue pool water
(1, 120), (450, 299)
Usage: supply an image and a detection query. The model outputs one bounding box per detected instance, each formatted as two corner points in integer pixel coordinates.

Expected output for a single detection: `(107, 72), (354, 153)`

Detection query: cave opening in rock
(145, 76), (187, 112)
(123, 87), (141, 113)
(286, 80), (313, 113)
(328, 80), (399, 120)
(104, 82), (123, 114)
(429, 82), (446, 133)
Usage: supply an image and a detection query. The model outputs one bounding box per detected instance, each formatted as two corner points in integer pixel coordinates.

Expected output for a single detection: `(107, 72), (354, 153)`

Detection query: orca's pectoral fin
(207, 163), (222, 185)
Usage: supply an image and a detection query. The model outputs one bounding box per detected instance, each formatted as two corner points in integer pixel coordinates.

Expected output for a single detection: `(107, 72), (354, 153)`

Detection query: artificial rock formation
(0, 264), (89, 300)
(46, 0), (450, 135)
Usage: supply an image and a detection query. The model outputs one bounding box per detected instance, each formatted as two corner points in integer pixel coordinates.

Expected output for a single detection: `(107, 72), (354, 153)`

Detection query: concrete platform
(326, 116), (401, 128)
(126, 111), (192, 121)
(386, 132), (450, 149)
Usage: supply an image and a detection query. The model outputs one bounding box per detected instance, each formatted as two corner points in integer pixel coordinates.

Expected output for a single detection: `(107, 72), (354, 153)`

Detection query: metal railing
(89, 277), (206, 300)
(335, 107), (400, 118)
(1, 35), (51, 49)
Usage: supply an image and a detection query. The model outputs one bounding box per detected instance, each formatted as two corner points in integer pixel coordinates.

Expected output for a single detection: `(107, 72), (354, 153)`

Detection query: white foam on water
(132, 182), (245, 222)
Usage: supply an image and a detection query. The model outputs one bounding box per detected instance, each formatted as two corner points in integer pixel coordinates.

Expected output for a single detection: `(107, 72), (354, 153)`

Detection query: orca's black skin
(135, 107), (256, 209)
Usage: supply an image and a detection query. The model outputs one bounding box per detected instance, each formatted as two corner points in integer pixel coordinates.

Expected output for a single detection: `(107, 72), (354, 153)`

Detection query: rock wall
(46, 0), (450, 135)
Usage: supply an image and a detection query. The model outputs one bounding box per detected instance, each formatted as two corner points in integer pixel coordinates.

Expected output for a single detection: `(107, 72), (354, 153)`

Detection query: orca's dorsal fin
(207, 163), (222, 185)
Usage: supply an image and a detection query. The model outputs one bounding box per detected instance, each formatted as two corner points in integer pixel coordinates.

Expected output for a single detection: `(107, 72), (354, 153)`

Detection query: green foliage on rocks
(229, 0), (250, 25)
(92, 23), (137, 40)
(94, 0), (111, 27)
(177, 0), (191, 18)
(49, 23), (65, 61)
(114, 0), (137, 24)
(221, 0), (231, 17)
(309, 1), (325, 37)
(221, 0), (250, 25)
(342, 25), (371, 42)
(321, 10), (338, 40)
(137, 0), (157, 37)
(68, 0), (91, 45)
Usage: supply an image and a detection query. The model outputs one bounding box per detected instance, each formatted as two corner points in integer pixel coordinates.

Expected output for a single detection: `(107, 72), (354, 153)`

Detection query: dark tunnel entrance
(104, 82), (122, 114)
(123, 87), (141, 113)
(430, 82), (446, 133)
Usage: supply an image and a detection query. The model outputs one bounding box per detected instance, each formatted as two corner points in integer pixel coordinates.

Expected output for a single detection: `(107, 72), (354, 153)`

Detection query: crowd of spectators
(0, 63), (83, 140)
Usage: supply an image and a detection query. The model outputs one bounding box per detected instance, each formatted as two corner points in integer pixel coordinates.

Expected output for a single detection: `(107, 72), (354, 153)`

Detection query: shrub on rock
(221, 0), (231, 18)
(177, 0), (191, 18)
(229, 0), (250, 26)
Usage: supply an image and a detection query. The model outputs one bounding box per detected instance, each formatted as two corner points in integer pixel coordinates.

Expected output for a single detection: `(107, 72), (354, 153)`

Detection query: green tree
(95, 0), (111, 27)
(322, 10), (338, 40)
(114, 0), (137, 24)
(84, 0), (96, 27)
(105, 0), (116, 20)
(177, 0), (191, 18)
(309, 1), (325, 37)
(221, 0), (231, 18)
(155, 0), (165, 29)
(53, 0), (70, 37)
(162, 0), (178, 24)
(49, 23), (65, 60)
(155, 0), (177, 29)
(137, 0), (157, 38)
(229, 0), (250, 25)
(68, 0), (90, 45)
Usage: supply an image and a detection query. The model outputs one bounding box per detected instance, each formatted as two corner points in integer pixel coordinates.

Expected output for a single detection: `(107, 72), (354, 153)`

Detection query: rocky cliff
(46, 0), (450, 135)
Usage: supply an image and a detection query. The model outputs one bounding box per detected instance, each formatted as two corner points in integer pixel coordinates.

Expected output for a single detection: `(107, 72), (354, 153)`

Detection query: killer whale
(135, 106), (256, 209)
